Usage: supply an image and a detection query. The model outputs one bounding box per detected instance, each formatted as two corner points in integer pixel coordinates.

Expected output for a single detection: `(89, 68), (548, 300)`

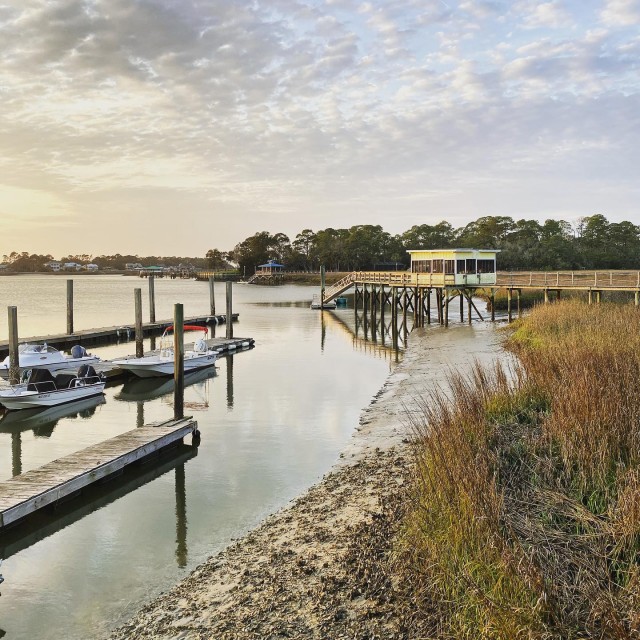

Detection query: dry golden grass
(398, 301), (640, 639)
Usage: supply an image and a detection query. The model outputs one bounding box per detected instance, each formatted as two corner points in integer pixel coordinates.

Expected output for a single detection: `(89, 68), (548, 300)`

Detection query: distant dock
(0, 417), (197, 529)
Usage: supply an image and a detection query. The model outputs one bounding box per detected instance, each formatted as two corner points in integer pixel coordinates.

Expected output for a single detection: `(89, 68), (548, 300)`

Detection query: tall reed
(398, 301), (640, 638)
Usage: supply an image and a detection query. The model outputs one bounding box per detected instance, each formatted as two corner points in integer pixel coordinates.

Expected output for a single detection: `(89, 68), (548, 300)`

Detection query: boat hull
(0, 383), (106, 410)
(112, 352), (217, 378)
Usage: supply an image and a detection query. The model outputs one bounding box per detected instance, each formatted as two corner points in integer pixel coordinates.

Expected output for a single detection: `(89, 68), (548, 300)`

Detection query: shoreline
(109, 324), (502, 639)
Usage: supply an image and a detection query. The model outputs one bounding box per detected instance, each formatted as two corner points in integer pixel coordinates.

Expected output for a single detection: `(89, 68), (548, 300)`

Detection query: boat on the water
(112, 325), (217, 378)
(0, 343), (100, 379)
(0, 365), (106, 411)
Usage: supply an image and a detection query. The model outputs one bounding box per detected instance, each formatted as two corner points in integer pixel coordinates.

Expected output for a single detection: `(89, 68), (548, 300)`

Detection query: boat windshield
(18, 343), (56, 354)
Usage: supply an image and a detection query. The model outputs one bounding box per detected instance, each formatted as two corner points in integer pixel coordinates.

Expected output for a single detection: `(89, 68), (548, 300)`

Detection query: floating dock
(0, 417), (197, 529)
(0, 313), (240, 359)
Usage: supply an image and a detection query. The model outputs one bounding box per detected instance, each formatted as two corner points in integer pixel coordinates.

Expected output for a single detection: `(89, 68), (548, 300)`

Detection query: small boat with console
(0, 343), (100, 379)
(112, 326), (217, 378)
(0, 365), (106, 411)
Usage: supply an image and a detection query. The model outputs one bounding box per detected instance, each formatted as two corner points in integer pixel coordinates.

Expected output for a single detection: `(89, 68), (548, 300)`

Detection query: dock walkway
(0, 417), (197, 529)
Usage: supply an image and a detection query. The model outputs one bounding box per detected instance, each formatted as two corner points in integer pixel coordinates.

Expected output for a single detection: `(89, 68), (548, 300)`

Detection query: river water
(0, 275), (498, 639)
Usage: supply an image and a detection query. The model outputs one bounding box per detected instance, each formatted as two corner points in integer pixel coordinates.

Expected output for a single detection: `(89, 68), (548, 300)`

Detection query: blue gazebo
(256, 260), (285, 274)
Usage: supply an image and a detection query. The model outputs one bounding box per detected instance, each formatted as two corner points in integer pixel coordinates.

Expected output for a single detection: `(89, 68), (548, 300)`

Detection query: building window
(445, 260), (455, 274)
(412, 260), (432, 273)
(477, 259), (495, 273)
(432, 259), (443, 273)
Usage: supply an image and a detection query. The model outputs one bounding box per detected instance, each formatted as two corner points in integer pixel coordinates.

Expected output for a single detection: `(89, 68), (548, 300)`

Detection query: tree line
(215, 214), (640, 276)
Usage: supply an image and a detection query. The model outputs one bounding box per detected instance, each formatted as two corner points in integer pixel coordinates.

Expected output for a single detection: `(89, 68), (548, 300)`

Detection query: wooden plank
(0, 419), (196, 528)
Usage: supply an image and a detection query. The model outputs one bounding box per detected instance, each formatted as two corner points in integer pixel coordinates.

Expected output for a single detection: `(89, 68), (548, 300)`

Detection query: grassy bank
(399, 301), (640, 639)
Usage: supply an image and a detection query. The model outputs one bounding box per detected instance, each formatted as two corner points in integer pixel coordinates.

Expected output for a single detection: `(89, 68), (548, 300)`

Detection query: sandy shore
(109, 324), (501, 639)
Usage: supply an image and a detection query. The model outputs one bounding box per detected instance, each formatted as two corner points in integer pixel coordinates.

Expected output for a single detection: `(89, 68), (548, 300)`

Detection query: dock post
(413, 287), (419, 326)
(135, 288), (144, 358)
(544, 289), (549, 304)
(392, 287), (398, 334)
(596, 290), (602, 304)
(174, 303), (184, 419)
(380, 285), (385, 325)
(8, 306), (20, 385)
(490, 289), (496, 322)
(459, 292), (464, 321)
(444, 288), (449, 327)
(467, 290), (472, 325)
(426, 288), (431, 324)
(320, 265), (326, 307)
(209, 276), (216, 315)
(149, 275), (156, 323)
(226, 281), (233, 339)
(507, 288), (513, 322)
(517, 289), (522, 318)
(635, 290), (639, 307)
(67, 279), (74, 335)
(588, 289), (593, 305)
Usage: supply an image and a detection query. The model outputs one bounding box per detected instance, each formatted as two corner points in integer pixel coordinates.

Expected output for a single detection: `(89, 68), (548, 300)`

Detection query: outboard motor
(78, 364), (98, 379)
(193, 338), (207, 353)
(71, 345), (87, 358)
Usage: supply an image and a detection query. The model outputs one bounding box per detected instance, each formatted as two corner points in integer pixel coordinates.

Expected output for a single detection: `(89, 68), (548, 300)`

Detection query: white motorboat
(0, 365), (106, 411)
(112, 325), (217, 378)
(0, 343), (100, 379)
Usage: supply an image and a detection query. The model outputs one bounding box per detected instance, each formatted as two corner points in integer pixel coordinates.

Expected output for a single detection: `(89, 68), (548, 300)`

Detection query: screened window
(445, 260), (455, 274)
(432, 259), (443, 273)
(477, 259), (496, 273)
(412, 260), (432, 273)
(456, 259), (477, 274)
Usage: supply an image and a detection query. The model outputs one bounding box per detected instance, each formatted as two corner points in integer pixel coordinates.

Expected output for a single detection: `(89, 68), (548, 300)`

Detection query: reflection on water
(0, 278), (400, 640)
(0, 281), (423, 640)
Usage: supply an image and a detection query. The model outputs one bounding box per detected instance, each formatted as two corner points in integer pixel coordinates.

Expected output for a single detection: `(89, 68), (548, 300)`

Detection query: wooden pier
(0, 417), (197, 529)
(319, 269), (640, 327)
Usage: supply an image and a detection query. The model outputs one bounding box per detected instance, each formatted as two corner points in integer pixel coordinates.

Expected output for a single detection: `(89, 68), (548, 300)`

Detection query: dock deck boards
(0, 418), (196, 528)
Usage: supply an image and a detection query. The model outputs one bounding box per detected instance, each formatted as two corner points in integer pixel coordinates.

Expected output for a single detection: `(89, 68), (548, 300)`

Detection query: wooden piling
(380, 285), (385, 324)
(67, 279), (74, 335)
(490, 289), (496, 322)
(459, 293), (464, 321)
(134, 288), (144, 358)
(544, 289), (549, 304)
(209, 276), (216, 316)
(426, 288), (431, 324)
(507, 288), (513, 322)
(467, 290), (472, 325)
(8, 306), (19, 385)
(444, 288), (449, 327)
(149, 275), (156, 323)
(226, 281), (233, 339)
(173, 303), (184, 419)
(588, 289), (593, 305)
(517, 289), (521, 318)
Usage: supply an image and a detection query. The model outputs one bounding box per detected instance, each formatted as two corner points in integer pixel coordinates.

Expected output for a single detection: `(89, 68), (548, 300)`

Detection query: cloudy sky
(1, 0), (639, 257)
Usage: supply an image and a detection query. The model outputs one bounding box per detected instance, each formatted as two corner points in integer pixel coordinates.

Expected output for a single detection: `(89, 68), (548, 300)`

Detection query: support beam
(135, 288), (143, 358)
(507, 288), (513, 323)
(226, 281), (233, 339)
(8, 306), (19, 385)
(67, 279), (74, 335)
(209, 275), (216, 316)
(173, 303), (184, 419)
(149, 275), (156, 323)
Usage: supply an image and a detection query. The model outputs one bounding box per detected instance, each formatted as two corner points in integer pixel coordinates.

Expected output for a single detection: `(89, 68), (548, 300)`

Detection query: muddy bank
(109, 324), (502, 639)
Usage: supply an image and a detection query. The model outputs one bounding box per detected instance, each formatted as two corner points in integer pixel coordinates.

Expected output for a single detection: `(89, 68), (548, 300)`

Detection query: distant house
(0, 263), (8, 271)
(85, 263), (99, 271)
(125, 262), (143, 271)
(44, 261), (62, 272)
(63, 262), (83, 271)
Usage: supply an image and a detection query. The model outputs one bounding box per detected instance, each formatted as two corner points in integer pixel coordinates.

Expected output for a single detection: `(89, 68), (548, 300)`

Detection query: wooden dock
(0, 417), (197, 529)
(0, 313), (240, 359)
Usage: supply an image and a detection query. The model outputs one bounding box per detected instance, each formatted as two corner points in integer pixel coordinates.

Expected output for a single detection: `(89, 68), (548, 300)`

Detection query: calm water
(0, 275), (403, 639)
(0, 275), (500, 639)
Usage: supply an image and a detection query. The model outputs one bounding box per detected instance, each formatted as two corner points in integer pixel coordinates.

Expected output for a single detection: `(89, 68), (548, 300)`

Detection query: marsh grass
(399, 301), (640, 638)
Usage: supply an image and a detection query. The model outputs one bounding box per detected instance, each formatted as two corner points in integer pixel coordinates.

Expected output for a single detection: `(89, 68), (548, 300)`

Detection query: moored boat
(111, 326), (217, 378)
(0, 365), (106, 411)
(0, 343), (100, 379)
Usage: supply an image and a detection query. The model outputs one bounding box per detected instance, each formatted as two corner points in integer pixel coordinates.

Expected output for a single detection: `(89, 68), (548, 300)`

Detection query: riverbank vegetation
(399, 301), (640, 639)
(224, 213), (640, 276)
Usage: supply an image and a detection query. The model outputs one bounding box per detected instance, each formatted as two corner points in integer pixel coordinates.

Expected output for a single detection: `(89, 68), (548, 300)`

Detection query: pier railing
(496, 271), (640, 289)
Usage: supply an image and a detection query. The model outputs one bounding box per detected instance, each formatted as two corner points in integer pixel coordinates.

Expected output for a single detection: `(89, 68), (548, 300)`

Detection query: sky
(0, 0), (639, 258)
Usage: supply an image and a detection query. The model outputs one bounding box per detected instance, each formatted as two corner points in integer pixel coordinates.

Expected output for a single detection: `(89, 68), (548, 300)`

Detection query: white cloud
(0, 0), (638, 256)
